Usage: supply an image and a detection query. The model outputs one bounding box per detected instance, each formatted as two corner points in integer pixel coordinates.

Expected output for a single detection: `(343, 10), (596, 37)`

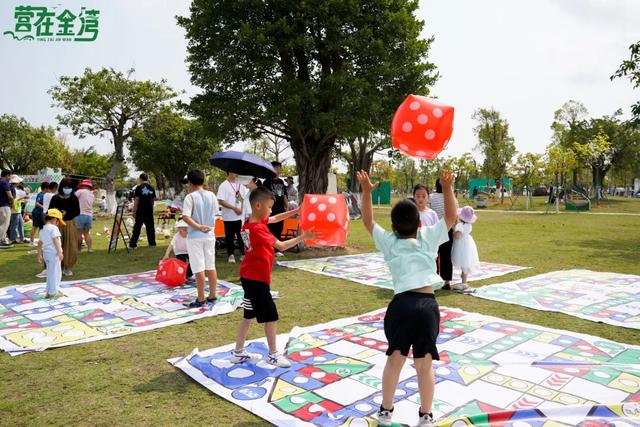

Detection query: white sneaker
(28, 241), (37, 247)
(35, 269), (47, 278)
(228, 255), (236, 264)
(63, 269), (73, 277)
(451, 283), (469, 291)
(266, 352), (291, 368)
(417, 412), (435, 427)
(275, 251), (284, 257)
(229, 349), (261, 364)
(376, 407), (394, 426)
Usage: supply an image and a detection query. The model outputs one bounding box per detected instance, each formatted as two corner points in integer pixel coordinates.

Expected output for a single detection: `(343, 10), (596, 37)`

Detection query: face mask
(62, 188), (72, 196)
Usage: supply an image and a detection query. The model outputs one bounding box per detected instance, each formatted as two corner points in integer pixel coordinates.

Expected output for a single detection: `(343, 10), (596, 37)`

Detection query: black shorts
(241, 278), (278, 323)
(32, 211), (44, 229)
(384, 292), (440, 359)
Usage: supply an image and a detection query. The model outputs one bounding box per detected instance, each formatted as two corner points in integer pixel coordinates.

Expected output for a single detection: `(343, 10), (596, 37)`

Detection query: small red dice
(391, 94), (454, 159)
(300, 194), (349, 247)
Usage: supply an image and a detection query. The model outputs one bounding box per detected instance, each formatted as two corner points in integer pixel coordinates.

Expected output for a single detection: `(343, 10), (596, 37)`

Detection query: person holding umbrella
(263, 161), (288, 256)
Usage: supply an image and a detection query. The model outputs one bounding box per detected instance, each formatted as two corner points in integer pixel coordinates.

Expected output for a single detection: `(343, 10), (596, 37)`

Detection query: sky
(0, 0), (638, 168)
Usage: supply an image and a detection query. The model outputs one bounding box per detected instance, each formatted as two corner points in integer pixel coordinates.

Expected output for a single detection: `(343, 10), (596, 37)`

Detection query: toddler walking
(451, 206), (480, 288)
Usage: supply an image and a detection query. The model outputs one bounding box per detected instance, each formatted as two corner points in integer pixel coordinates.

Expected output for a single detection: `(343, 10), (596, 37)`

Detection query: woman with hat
(49, 178), (81, 276)
(75, 179), (95, 253)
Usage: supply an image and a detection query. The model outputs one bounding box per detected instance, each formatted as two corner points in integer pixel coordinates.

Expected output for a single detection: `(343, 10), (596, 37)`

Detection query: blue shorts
(76, 214), (93, 229)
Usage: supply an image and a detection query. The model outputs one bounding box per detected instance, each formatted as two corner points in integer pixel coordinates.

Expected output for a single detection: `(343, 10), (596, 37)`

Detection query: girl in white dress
(451, 206), (480, 288)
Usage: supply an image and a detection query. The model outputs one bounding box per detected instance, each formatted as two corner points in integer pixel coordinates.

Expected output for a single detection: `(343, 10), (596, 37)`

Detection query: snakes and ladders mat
(473, 269), (640, 330)
(0, 271), (271, 356)
(170, 307), (640, 426)
(277, 253), (528, 290)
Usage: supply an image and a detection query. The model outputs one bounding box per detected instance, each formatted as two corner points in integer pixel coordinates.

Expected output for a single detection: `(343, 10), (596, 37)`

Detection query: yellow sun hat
(46, 208), (66, 225)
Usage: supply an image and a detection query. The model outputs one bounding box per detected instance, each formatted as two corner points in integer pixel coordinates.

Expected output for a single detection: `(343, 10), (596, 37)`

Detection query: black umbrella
(209, 151), (276, 179)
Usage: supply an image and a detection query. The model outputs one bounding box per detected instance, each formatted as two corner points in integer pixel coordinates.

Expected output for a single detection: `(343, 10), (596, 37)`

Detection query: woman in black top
(49, 178), (81, 276)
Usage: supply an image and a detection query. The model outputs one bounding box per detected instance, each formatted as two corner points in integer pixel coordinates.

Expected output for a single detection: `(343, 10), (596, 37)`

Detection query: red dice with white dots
(300, 194), (349, 247)
(155, 258), (188, 287)
(391, 94), (454, 159)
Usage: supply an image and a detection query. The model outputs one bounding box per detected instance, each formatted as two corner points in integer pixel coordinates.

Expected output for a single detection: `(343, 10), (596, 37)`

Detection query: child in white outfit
(38, 209), (65, 298)
(451, 206), (480, 287)
(162, 220), (193, 282)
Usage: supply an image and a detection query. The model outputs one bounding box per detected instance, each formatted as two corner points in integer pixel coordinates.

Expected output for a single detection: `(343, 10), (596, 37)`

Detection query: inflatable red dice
(155, 258), (188, 287)
(391, 94), (454, 159)
(300, 194), (349, 247)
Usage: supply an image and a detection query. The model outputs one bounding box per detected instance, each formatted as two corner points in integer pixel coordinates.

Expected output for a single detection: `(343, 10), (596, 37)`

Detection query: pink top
(75, 189), (95, 216)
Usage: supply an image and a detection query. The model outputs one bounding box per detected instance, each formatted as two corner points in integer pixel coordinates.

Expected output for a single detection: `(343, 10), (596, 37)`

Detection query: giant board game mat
(170, 307), (640, 426)
(278, 253), (527, 291)
(473, 269), (640, 330)
(0, 271), (267, 355)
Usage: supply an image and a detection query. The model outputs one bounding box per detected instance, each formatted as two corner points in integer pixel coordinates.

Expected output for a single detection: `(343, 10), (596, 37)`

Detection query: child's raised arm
(268, 206), (300, 224)
(439, 170), (457, 229)
(356, 170), (379, 236)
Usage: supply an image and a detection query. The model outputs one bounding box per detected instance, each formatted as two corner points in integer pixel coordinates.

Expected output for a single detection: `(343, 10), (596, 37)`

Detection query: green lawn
(1, 204), (640, 426)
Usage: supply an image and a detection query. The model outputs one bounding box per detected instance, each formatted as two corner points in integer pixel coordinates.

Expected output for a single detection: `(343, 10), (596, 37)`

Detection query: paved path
(478, 209), (640, 216)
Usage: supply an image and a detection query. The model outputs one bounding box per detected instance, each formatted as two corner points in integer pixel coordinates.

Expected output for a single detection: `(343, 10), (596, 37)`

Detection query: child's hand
(453, 231), (462, 239)
(58, 253), (64, 262)
(37, 254), (42, 264)
(302, 227), (316, 240)
(356, 170), (379, 192)
(199, 225), (211, 233)
(439, 170), (456, 189)
(290, 206), (301, 215)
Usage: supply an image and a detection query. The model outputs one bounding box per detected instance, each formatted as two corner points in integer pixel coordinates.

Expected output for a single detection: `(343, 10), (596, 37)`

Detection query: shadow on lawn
(133, 371), (193, 393)
(570, 239), (639, 264)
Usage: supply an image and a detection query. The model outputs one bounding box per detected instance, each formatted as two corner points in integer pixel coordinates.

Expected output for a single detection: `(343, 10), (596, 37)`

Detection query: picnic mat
(278, 253), (528, 290)
(0, 271), (266, 356)
(473, 269), (640, 330)
(170, 307), (640, 426)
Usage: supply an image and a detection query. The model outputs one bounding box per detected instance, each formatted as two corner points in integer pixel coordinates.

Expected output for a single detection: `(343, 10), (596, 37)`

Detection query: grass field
(1, 201), (640, 426)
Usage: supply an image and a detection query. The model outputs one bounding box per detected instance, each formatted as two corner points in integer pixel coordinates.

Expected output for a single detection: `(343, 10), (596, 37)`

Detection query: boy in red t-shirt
(231, 187), (314, 367)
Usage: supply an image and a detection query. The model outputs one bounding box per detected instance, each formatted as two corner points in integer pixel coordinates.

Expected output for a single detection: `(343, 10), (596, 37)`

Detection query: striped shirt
(429, 193), (458, 219)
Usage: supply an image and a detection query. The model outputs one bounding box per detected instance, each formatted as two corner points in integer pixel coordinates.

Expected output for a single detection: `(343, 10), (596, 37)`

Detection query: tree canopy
(472, 108), (516, 179)
(49, 67), (176, 194)
(0, 114), (65, 173)
(129, 108), (220, 191)
(178, 0), (437, 197)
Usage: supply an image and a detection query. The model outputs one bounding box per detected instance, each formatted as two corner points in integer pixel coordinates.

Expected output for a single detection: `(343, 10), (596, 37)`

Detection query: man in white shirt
(217, 172), (248, 263)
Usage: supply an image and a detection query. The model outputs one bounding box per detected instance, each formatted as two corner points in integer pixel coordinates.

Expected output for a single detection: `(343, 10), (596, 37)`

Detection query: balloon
(155, 258), (188, 287)
(391, 94), (454, 159)
(299, 194), (349, 247)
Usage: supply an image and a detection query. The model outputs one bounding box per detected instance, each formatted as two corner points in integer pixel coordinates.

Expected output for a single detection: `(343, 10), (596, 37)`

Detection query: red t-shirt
(240, 219), (277, 284)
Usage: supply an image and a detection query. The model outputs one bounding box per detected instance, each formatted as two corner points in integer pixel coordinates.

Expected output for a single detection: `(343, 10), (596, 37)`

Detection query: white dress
(451, 222), (480, 274)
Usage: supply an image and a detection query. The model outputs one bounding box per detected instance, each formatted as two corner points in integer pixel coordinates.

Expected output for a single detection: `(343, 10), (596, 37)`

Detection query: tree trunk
(105, 137), (125, 215)
(290, 133), (333, 199)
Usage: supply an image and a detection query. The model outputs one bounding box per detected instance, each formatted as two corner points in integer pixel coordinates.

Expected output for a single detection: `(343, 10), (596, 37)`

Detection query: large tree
(129, 108), (220, 192)
(472, 108), (516, 180)
(178, 0), (437, 197)
(0, 114), (65, 173)
(550, 100), (590, 184)
(611, 40), (640, 123)
(340, 133), (390, 192)
(49, 68), (176, 209)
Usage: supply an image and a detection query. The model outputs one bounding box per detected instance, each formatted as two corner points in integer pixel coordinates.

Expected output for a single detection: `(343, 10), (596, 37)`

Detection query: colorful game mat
(473, 269), (640, 330)
(170, 307), (640, 426)
(0, 271), (264, 356)
(278, 253), (528, 290)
